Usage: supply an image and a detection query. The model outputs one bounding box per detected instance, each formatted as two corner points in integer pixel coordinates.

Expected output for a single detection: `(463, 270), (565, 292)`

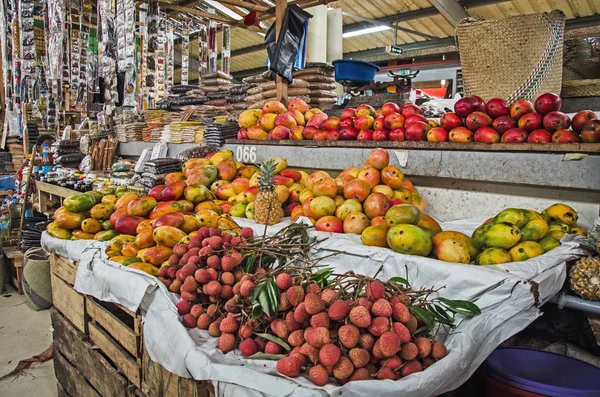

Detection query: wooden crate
(86, 296), (143, 387)
(51, 271), (86, 332)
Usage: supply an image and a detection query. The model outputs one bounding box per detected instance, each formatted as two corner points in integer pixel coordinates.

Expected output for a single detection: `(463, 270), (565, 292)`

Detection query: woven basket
(562, 79), (600, 97)
(456, 10), (565, 103)
(22, 248), (52, 311)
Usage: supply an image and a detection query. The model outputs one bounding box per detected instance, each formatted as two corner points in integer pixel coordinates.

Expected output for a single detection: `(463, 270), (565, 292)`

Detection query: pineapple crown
(258, 159), (277, 192)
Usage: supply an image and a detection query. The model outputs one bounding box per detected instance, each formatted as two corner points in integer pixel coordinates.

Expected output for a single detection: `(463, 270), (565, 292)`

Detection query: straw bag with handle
(456, 10), (565, 103)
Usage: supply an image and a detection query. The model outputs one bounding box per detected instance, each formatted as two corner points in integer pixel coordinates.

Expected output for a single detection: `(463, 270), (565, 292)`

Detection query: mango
(520, 218), (549, 242)
(492, 208), (527, 228)
(238, 109), (263, 129)
(210, 150), (234, 167)
(115, 215), (146, 235)
(102, 220), (113, 230)
(196, 210), (219, 227)
(149, 201), (184, 219)
(109, 235), (136, 253)
(387, 224), (432, 256)
(542, 203), (578, 226)
(165, 172), (186, 185)
(417, 213), (442, 234)
(47, 222), (72, 240)
(548, 222), (571, 234)
(128, 262), (159, 276)
(70, 229), (94, 240)
(478, 222), (521, 249)
(183, 158), (211, 173)
(153, 226), (187, 248)
(139, 246), (173, 265)
(546, 230), (566, 241)
(184, 184), (212, 204)
(268, 157), (287, 174)
(195, 201), (222, 214)
(86, 191), (104, 204)
(385, 204), (421, 227)
(108, 256), (129, 264)
(412, 196), (425, 212)
(435, 238), (470, 264)
(98, 187), (115, 196)
(181, 215), (201, 233)
(539, 236), (561, 252)
(81, 218), (103, 234)
(475, 248), (512, 265)
(136, 219), (154, 234)
(153, 212), (184, 229)
(230, 203), (247, 218)
(121, 242), (139, 258)
(421, 227), (437, 240)
(122, 257), (143, 267)
(178, 200), (195, 212)
(245, 202), (255, 220)
(115, 192), (139, 210)
(135, 230), (156, 249)
(509, 241), (545, 262)
(361, 225), (389, 247)
(110, 207), (128, 227)
(64, 194), (97, 213)
(217, 214), (242, 235)
(523, 209), (544, 221)
(217, 159), (237, 181)
(94, 230), (119, 241)
(570, 225), (587, 236)
(162, 182), (186, 201)
(115, 185), (128, 195)
(101, 194), (118, 206)
(55, 210), (85, 230)
(91, 203), (115, 220)
(236, 165), (259, 179)
(432, 231), (481, 258)
(127, 196), (157, 217)
(186, 165), (218, 187)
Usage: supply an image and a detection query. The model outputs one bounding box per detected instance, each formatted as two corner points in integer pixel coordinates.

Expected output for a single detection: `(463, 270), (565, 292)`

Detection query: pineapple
(569, 222), (600, 300)
(254, 159), (284, 225)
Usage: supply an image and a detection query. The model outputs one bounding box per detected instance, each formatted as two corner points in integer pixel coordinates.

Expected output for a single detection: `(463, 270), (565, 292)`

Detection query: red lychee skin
(240, 280), (255, 297)
(288, 329), (306, 347)
(285, 312), (300, 332)
(199, 246), (213, 256)
(368, 316), (390, 336)
(218, 333), (236, 353)
(304, 293), (325, 315)
(206, 304), (217, 317)
(180, 291), (197, 303)
(333, 357), (354, 380)
(300, 343), (320, 364)
(349, 306), (372, 328)
(230, 250), (243, 265)
(379, 332), (402, 358)
(167, 267), (178, 279)
(197, 314), (211, 329)
(305, 327), (330, 348)
(309, 364), (330, 386)
(338, 324), (360, 349)
(382, 355), (403, 370)
(265, 341), (283, 355)
(372, 340), (385, 359)
(221, 256), (237, 272)
(173, 244), (188, 256)
(206, 268), (219, 281)
(168, 279), (182, 293)
(400, 342), (419, 361)
(401, 360), (423, 377)
(359, 333), (375, 350)
(176, 300), (191, 315)
(293, 302), (311, 323)
(286, 286), (305, 307)
(405, 315), (418, 333)
(348, 348), (370, 368)
(209, 227), (222, 237)
(349, 368), (370, 382)
(208, 321), (222, 337)
(328, 300), (350, 321)
(206, 255), (220, 270)
(239, 324), (254, 339)
(422, 357), (436, 368)
(270, 318), (289, 339)
(195, 268), (210, 284)
(305, 283), (321, 294)
(431, 342), (448, 359)
(357, 297), (373, 311)
(392, 302), (411, 323)
(279, 292), (292, 312)
(254, 337), (266, 353)
(376, 367), (398, 380)
(310, 312), (331, 329)
(190, 304), (204, 318)
(392, 322), (412, 343)
(181, 314), (197, 328)
(289, 349), (307, 368)
(219, 317), (240, 334)
(319, 344), (341, 367)
(320, 288), (337, 305)
(276, 273), (293, 291)
(221, 272), (235, 286)
(183, 276), (199, 293)
(239, 338), (257, 357)
(240, 227), (254, 239)
(277, 356), (302, 378)
(371, 298), (393, 317)
(220, 285), (234, 300)
(203, 280), (222, 296)
(366, 281), (385, 299)
(415, 337), (432, 358)
(180, 263), (197, 279)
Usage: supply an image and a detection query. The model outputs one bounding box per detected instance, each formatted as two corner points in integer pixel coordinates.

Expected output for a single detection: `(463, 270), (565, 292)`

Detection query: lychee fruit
(338, 324), (360, 349)
(277, 356), (302, 378)
(305, 283), (320, 294)
(299, 343), (319, 364)
(208, 321), (221, 337)
(276, 273), (293, 291)
(187, 255), (200, 266)
(357, 297), (373, 311)
(286, 286), (305, 307)
(240, 280), (255, 297)
(221, 256), (237, 272)
(401, 360), (423, 377)
(392, 322), (411, 343)
(206, 268), (218, 280)
(305, 327), (330, 348)
(180, 291), (197, 303)
(209, 227), (222, 237)
(218, 333), (236, 353)
(392, 302), (410, 323)
(239, 338), (257, 357)
(372, 340), (385, 359)
(400, 342), (418, 361)
(368, 316), (390, 336)
(304, 293), (325, 315)
(190, 304), (204, 318)
(230, 250), (243, 265)
(240, 227), (254, 239)
(349, 306), (371, 328)
(199, 246), (213, 257)
(332, 356), (354, 381)
(376, 367), (397, 380)
(328, 300), (350, 321)
(208, 236), (224, 249)
(180, 263), (197, 279)
(206, 255), (221, 269)
(349, 348), (370, 368)
(203, 280), (222, 296)
(405, 314), (418, 333)
(158, 265), (169, 278)
(254, 337), (266, 352)
(206, 304), (218, 317)
(285, 312), (300, 332)
(195, 268), (210, 284)
(381, 355), (402, 370)
(279, 292), (292, 312)
(173, 244), (188, 256)
(309, 364), (329, 386)
(358, 333), (375, 350)
(270, 318), (289, 339)
(349, 368), (370, 382)
(422, 357), (436, 368)
(320, 288), (337, 305)
(181, 314), (197, 328)
(366, 281), (385, 300)
(319, 344), (341, 367)
(239, 324), (254, 339)
(415, 337), (432, 358)
(167, 267), (178, 279)
(197, 314), (211, 329)
(371, 298), (392, 317)
(379, 332), (402, 357)
(220, 317), (240, 334)
(182, 276), (199, 293)
(431, 342), (448, 359)
(176, 300), (191, 315)
(265, 341), (283, 355)
(293, 302), (310, 323)
(168, 279), (182, 293)
(289, 349), (307, 367)
(221, 272), (235, 286)
(220, 285), (233, 300)
(288, 329), (305, 347)
(310, 312), (330, 329)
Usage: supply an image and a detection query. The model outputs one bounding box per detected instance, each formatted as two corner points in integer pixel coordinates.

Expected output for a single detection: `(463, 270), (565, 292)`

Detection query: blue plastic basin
(332, 59), (380, 83)
(481, 347), (600, 397)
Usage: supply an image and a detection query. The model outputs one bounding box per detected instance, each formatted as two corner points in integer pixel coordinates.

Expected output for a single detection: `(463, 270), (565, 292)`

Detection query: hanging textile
(197, 25), (207, 83)
(208, 21), (217, 74)
(221, 25), (231, 75)
(166, 24), (174, 91)
(181, 24), (189, 85)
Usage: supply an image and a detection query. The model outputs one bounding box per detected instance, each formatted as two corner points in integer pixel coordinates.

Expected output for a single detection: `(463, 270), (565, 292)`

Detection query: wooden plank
(224, 139), (600, 153)
(89, 322), (141, 387)
(4, 247), (24, 259)
(50, 253), (78, 286)
(35, 181), (80, 198)
(52, 308), (130, 397)
(86, 297), (139, 356)
(51, 272), (86, 332)
(54, 350), (102, 397)
(216, 0), (268, 12)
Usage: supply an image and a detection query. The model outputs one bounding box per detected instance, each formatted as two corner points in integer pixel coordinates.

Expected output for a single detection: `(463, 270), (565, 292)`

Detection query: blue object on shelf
(332, 59), (380, 84)
(0, 175), (15, 191)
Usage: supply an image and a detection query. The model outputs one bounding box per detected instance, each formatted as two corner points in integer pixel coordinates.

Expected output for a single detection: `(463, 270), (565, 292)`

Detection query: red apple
(485, 98), (510, 118)
(454, 97), (477, 118)
(326, 130), (340, 141)
(471, 96), (486, 112)
(401, 104), (421, 118)
(381, 102), (400, 116)
(373, 129), (389, 141)
(389, 128), (405, 141)
(384, 113), (405, 130)
(341, 108), (357, 120)
(340, 118), (354, 129)
(571, 110), (598, 132)
(427, 127), (449, 142)
(373, 117), (386, 131)
(510, 100), (534, 119)
(534, 93), (562, 115)
(303, 126), (319, 140)
(356, 104), (377, 117)
(354, 115), (375, 131)
(552, 129), (580, 143)
(543, 111), (571, 132)
(465, 111), (492, 131)
(501, 128), (528, 143)
(405, 121), (430, 141)
(527, 129), (552, 143)
(581, 120), (600, 143)
(404, 114), (428, 126)
(492, 116), (517, 134)
(339, 127), (359, 140)
(357, 129), (374, 141)
(322, 117), (341, 131)
(313, 130), (328, 141)
(517, 112), (543, 132)
(474, 126), (500, 143)
(440, 112), (463, 131)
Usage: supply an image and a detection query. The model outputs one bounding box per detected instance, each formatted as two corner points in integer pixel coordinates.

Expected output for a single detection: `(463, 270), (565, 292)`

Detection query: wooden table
(4, 247), (24, 294)
(35, 181), (79, 215)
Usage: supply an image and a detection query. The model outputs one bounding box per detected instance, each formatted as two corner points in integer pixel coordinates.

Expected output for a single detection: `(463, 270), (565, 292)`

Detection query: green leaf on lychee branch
(251, 304), (263, 320)
(244, 253), (256, 273)
(311, 267), (334, 288)
(252, 278), (280, 317)
(246, 352), (287, 361)
(409, 307), (435, 329)
(254, 333), (291, 351)
(389, 276), (411, 287)
(437, 298), (481, 316)
(428, 304), (455, 325)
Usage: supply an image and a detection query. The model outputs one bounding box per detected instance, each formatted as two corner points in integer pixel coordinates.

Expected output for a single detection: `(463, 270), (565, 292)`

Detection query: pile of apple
(438, 93), (599, 144)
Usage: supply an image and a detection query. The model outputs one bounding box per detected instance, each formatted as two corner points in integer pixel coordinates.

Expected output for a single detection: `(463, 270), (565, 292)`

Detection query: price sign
(235, 146), (257, 163)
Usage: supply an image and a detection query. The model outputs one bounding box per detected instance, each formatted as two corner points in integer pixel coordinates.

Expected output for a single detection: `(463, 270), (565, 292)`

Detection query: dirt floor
(0, 285), (57, 397)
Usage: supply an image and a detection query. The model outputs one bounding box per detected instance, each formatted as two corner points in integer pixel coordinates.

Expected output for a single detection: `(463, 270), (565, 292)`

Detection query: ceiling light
(342, 25), (391, 38)
(203, 0), (243, 20)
